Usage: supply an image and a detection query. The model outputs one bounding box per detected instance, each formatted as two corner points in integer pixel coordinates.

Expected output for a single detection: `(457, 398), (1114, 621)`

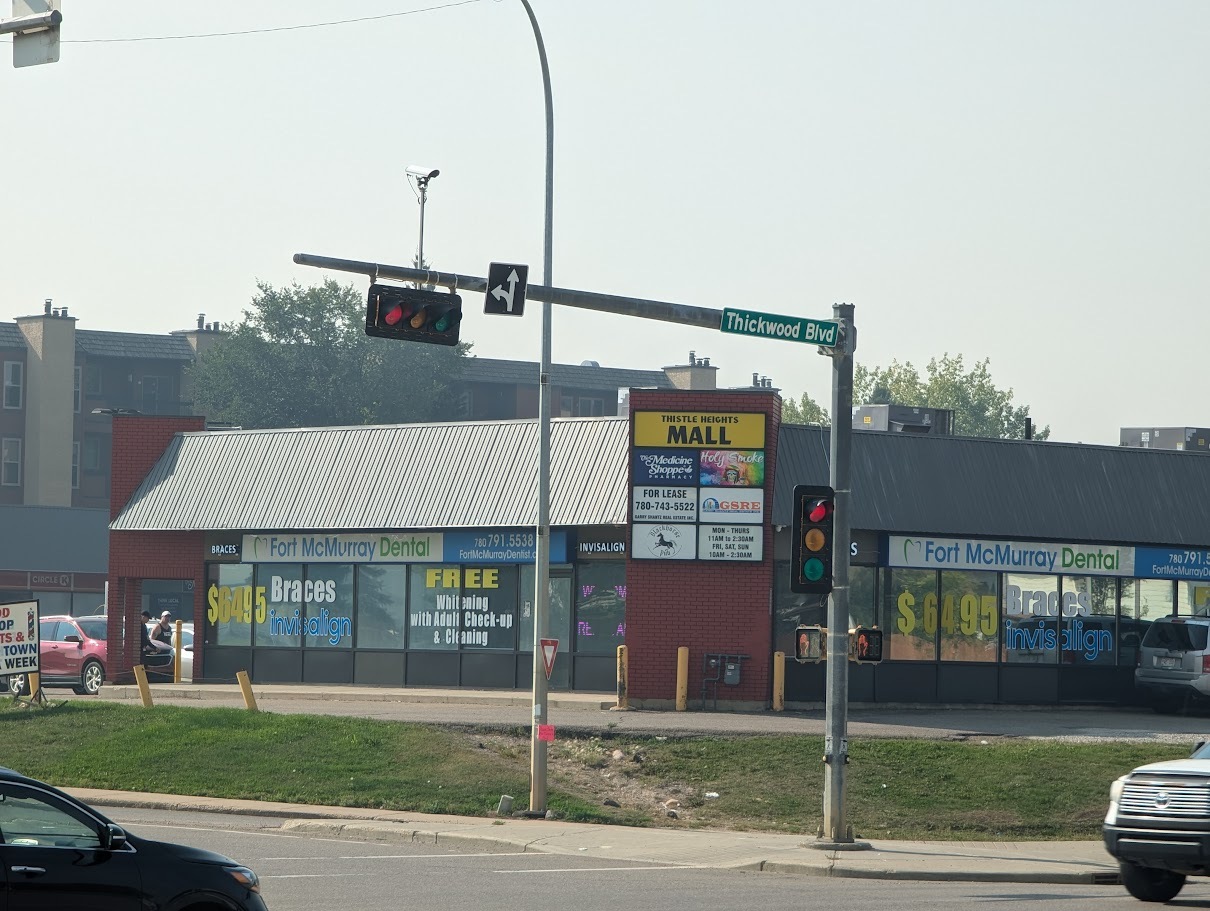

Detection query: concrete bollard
(615, 645), (629, 710)
(772, 651), (785, 711)
(675, 646), (689, 711)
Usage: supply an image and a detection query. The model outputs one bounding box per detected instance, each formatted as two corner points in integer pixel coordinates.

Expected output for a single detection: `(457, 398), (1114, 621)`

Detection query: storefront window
(850, 566), (876, 629)
(1002, 574), (1059, 664)
(1177, 581), (1210, 616)
(408, 564), (459, 650)
(1120, 577), (1151, 666)
(255, 564), (301, 647)
(574, 561), (627, 654)
(462, 565), (518, 650)
(356, 565), (407, 649)
(304, 564), (353, 648)
(205, 563), (253, 646)
(1061, 575), (1116, 666)
(1122, 578), (1175, 622)
(519, 566), (572, 652)
(938, 571), (998, 662)
(886, 568), (937, 661)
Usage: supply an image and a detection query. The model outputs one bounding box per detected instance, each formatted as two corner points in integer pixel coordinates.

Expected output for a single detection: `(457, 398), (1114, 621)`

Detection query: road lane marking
(261, 852), (532, 861)
(494, 865), (704, 873)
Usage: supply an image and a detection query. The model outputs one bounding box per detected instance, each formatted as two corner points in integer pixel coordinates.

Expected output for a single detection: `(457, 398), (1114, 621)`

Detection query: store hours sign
(629, 411), (766, 562)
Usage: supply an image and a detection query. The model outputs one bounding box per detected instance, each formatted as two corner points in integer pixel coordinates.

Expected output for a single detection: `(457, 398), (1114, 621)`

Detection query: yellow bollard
(133, 665), (154, 708)
(615, 645), (629, 710)
(173, 619), (183, 684)
(772, 650), (785, 711)
(236, 670), (258, 711)
(675, 646), (689, 711)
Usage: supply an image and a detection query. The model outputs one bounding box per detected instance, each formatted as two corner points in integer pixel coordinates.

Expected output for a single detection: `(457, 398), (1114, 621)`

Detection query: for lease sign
(0, 600), (39, 676)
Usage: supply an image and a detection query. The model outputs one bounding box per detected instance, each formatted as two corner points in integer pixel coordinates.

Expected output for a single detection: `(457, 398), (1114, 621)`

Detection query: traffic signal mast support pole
(292, 254), (725, 332)
(821, 303), (865, 847)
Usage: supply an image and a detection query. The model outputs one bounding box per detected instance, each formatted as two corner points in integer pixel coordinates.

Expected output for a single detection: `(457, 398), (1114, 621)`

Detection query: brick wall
(626, 389), (781, 707)
(106, 415), (206, 682)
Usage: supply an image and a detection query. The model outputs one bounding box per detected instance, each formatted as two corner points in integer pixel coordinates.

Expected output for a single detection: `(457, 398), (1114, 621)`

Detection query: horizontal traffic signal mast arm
(293, 253), (725, 331)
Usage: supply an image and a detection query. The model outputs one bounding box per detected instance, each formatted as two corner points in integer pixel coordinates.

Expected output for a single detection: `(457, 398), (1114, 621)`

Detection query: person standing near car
(139, 610), (156, 655)
(149, 611), (174, 653)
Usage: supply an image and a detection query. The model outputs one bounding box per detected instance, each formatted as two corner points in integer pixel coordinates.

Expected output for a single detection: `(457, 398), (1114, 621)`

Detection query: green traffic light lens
(803, 558), (824, 581)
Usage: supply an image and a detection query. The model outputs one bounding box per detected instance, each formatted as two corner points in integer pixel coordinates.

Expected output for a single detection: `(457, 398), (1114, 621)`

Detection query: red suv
(7, 615), (109, 696)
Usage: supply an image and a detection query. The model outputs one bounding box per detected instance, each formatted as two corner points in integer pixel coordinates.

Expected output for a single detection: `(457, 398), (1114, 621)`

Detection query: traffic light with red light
(790, 484), (835, 595)
(365, 283), (462, 346)
(848, 626), (884, 664)
(794, 624), (826, 663)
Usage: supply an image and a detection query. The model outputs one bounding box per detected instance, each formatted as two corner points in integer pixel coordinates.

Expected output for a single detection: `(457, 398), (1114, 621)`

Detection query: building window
(83, 435), (102, 472)
(1, 438), (20, 486)
(1002, 573), (1060, 664)
(72, 441), (80, 489)
(3, 362), (22, 409)
(74, 366), (82, 413)
(885, 568), (938, 661)
(573, 561), (627, 654)
(356, 565), (407, 649)
(141, 376), (172, 414)
(576, 397), (604, 417)
(84, 364), (102, 395)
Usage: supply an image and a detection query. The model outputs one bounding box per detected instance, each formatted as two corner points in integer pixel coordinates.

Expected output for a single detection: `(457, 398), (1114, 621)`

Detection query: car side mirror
(63, 634), (81, 644)
(100, 823), (127, 851)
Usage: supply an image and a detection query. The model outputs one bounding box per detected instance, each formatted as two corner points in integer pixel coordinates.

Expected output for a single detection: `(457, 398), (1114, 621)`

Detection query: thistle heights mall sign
(629, 411), (767, 562)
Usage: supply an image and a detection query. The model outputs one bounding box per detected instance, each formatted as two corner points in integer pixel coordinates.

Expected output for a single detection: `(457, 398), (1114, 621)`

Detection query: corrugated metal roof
(458, 356), (671, 390)
(112, 417), (631, 532)
(0, 506), (109, 572)
(75, 329), (195, 361)
(774, 425), (1210, 547)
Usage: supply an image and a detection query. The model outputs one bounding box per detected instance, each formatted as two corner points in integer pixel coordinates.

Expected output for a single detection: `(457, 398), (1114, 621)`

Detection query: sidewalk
(68, 787), (1120, 885)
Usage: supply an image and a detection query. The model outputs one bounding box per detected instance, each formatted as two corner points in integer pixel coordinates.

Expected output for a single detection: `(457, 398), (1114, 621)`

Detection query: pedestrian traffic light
(790, 484), (835, 595)
(849, 626), (884, 664)
(365, 283), (462, 346)
(794, 624), (826, 663)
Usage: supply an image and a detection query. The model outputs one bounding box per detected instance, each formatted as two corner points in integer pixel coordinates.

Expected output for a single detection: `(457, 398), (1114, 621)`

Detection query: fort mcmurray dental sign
(890, 536), (1136, 662)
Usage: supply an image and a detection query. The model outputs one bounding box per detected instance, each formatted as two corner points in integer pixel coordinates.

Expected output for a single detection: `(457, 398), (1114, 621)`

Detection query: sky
(3, 1), (1208, 445)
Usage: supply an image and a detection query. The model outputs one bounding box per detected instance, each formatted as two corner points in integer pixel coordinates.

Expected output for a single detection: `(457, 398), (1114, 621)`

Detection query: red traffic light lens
(808, 500), (831, 523)
(383, 303), (405, 326)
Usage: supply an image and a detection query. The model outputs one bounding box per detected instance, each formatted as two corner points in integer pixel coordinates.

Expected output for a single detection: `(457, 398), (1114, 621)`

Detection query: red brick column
(625, 389), (781, 708)
(106, 415), (206, 682)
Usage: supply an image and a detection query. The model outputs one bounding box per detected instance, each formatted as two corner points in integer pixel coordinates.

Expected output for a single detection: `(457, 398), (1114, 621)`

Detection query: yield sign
(540, 638), (559, 680)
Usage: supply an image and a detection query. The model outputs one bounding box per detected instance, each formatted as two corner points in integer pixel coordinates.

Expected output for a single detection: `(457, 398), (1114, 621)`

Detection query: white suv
(1105, 743), (1210, 902)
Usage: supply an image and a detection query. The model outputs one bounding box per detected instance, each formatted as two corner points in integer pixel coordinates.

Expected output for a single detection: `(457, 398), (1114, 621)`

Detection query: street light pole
(406, 166), (439, 286)
(519, 0), (555, 817)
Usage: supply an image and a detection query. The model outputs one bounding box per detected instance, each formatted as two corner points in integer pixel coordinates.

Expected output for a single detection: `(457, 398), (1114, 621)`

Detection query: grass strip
(0, 702), (1189, 840)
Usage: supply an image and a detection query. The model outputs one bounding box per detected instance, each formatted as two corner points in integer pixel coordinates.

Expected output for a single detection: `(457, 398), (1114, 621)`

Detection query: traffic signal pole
(819, 302), (868, 848)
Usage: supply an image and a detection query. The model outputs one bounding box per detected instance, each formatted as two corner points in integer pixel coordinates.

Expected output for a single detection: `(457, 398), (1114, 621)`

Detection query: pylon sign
(540, 638), (558, 679)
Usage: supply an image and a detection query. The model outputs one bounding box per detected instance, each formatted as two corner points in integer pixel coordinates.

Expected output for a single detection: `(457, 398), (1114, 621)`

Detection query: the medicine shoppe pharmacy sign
(630, 411), (766, 561)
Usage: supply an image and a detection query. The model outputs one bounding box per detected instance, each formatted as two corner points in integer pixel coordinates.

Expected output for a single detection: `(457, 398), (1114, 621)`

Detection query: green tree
(781, 354), (1048, 440)
(781, 391), (830, 425)
(187, 279), (470, 428)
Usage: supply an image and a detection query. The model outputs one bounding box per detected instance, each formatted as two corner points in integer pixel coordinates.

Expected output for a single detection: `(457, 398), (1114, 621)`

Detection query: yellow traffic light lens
(804, 529), (825, 552)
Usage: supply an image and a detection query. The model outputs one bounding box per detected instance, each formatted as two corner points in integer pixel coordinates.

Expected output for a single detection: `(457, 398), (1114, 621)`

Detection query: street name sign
(720, 307), (840, 348)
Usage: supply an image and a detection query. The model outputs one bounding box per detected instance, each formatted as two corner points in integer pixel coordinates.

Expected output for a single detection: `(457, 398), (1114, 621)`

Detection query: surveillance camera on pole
(3, 0), (62, 68)
(405, 165), (440, 185)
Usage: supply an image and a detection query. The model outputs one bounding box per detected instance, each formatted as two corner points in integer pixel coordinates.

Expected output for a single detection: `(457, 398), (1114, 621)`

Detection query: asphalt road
(105, 806), (1210, 910)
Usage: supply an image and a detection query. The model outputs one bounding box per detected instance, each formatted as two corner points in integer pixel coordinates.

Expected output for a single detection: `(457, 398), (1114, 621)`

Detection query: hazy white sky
(3, 1), (1207, 444)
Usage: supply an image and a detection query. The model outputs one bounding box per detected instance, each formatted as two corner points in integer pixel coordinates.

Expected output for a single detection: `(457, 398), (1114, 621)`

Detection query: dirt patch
(459, 730), (705, 826)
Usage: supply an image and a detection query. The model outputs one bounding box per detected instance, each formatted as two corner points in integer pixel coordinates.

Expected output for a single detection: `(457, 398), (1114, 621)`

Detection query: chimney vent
(44, 299), (52, 315)
(689, 350), (696, 366)
(61, 308), (68, 318)
(702, 358), (710, 367)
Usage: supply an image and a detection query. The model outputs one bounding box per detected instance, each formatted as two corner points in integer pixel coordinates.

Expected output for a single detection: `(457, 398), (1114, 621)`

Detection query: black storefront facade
(110, 410), (1210, 706)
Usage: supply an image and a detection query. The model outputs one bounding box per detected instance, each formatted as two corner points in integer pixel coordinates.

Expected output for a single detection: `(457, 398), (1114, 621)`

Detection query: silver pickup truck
(1105, 742), (1210, 902)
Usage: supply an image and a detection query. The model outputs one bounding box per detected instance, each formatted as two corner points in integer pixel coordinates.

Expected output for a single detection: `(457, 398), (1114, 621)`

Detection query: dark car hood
(132, 833), (238, 866)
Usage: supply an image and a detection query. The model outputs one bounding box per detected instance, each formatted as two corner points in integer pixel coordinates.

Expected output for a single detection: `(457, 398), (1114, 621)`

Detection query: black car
(0, 767), (268, 910)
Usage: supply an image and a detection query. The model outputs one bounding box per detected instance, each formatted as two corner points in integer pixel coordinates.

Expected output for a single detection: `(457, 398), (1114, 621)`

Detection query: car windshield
(75, 618), (107, 641)
(1141, 620), (1209, 652)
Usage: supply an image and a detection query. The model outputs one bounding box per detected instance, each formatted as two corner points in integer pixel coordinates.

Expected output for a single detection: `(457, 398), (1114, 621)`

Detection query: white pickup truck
(1105, 744), (1210, 902)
